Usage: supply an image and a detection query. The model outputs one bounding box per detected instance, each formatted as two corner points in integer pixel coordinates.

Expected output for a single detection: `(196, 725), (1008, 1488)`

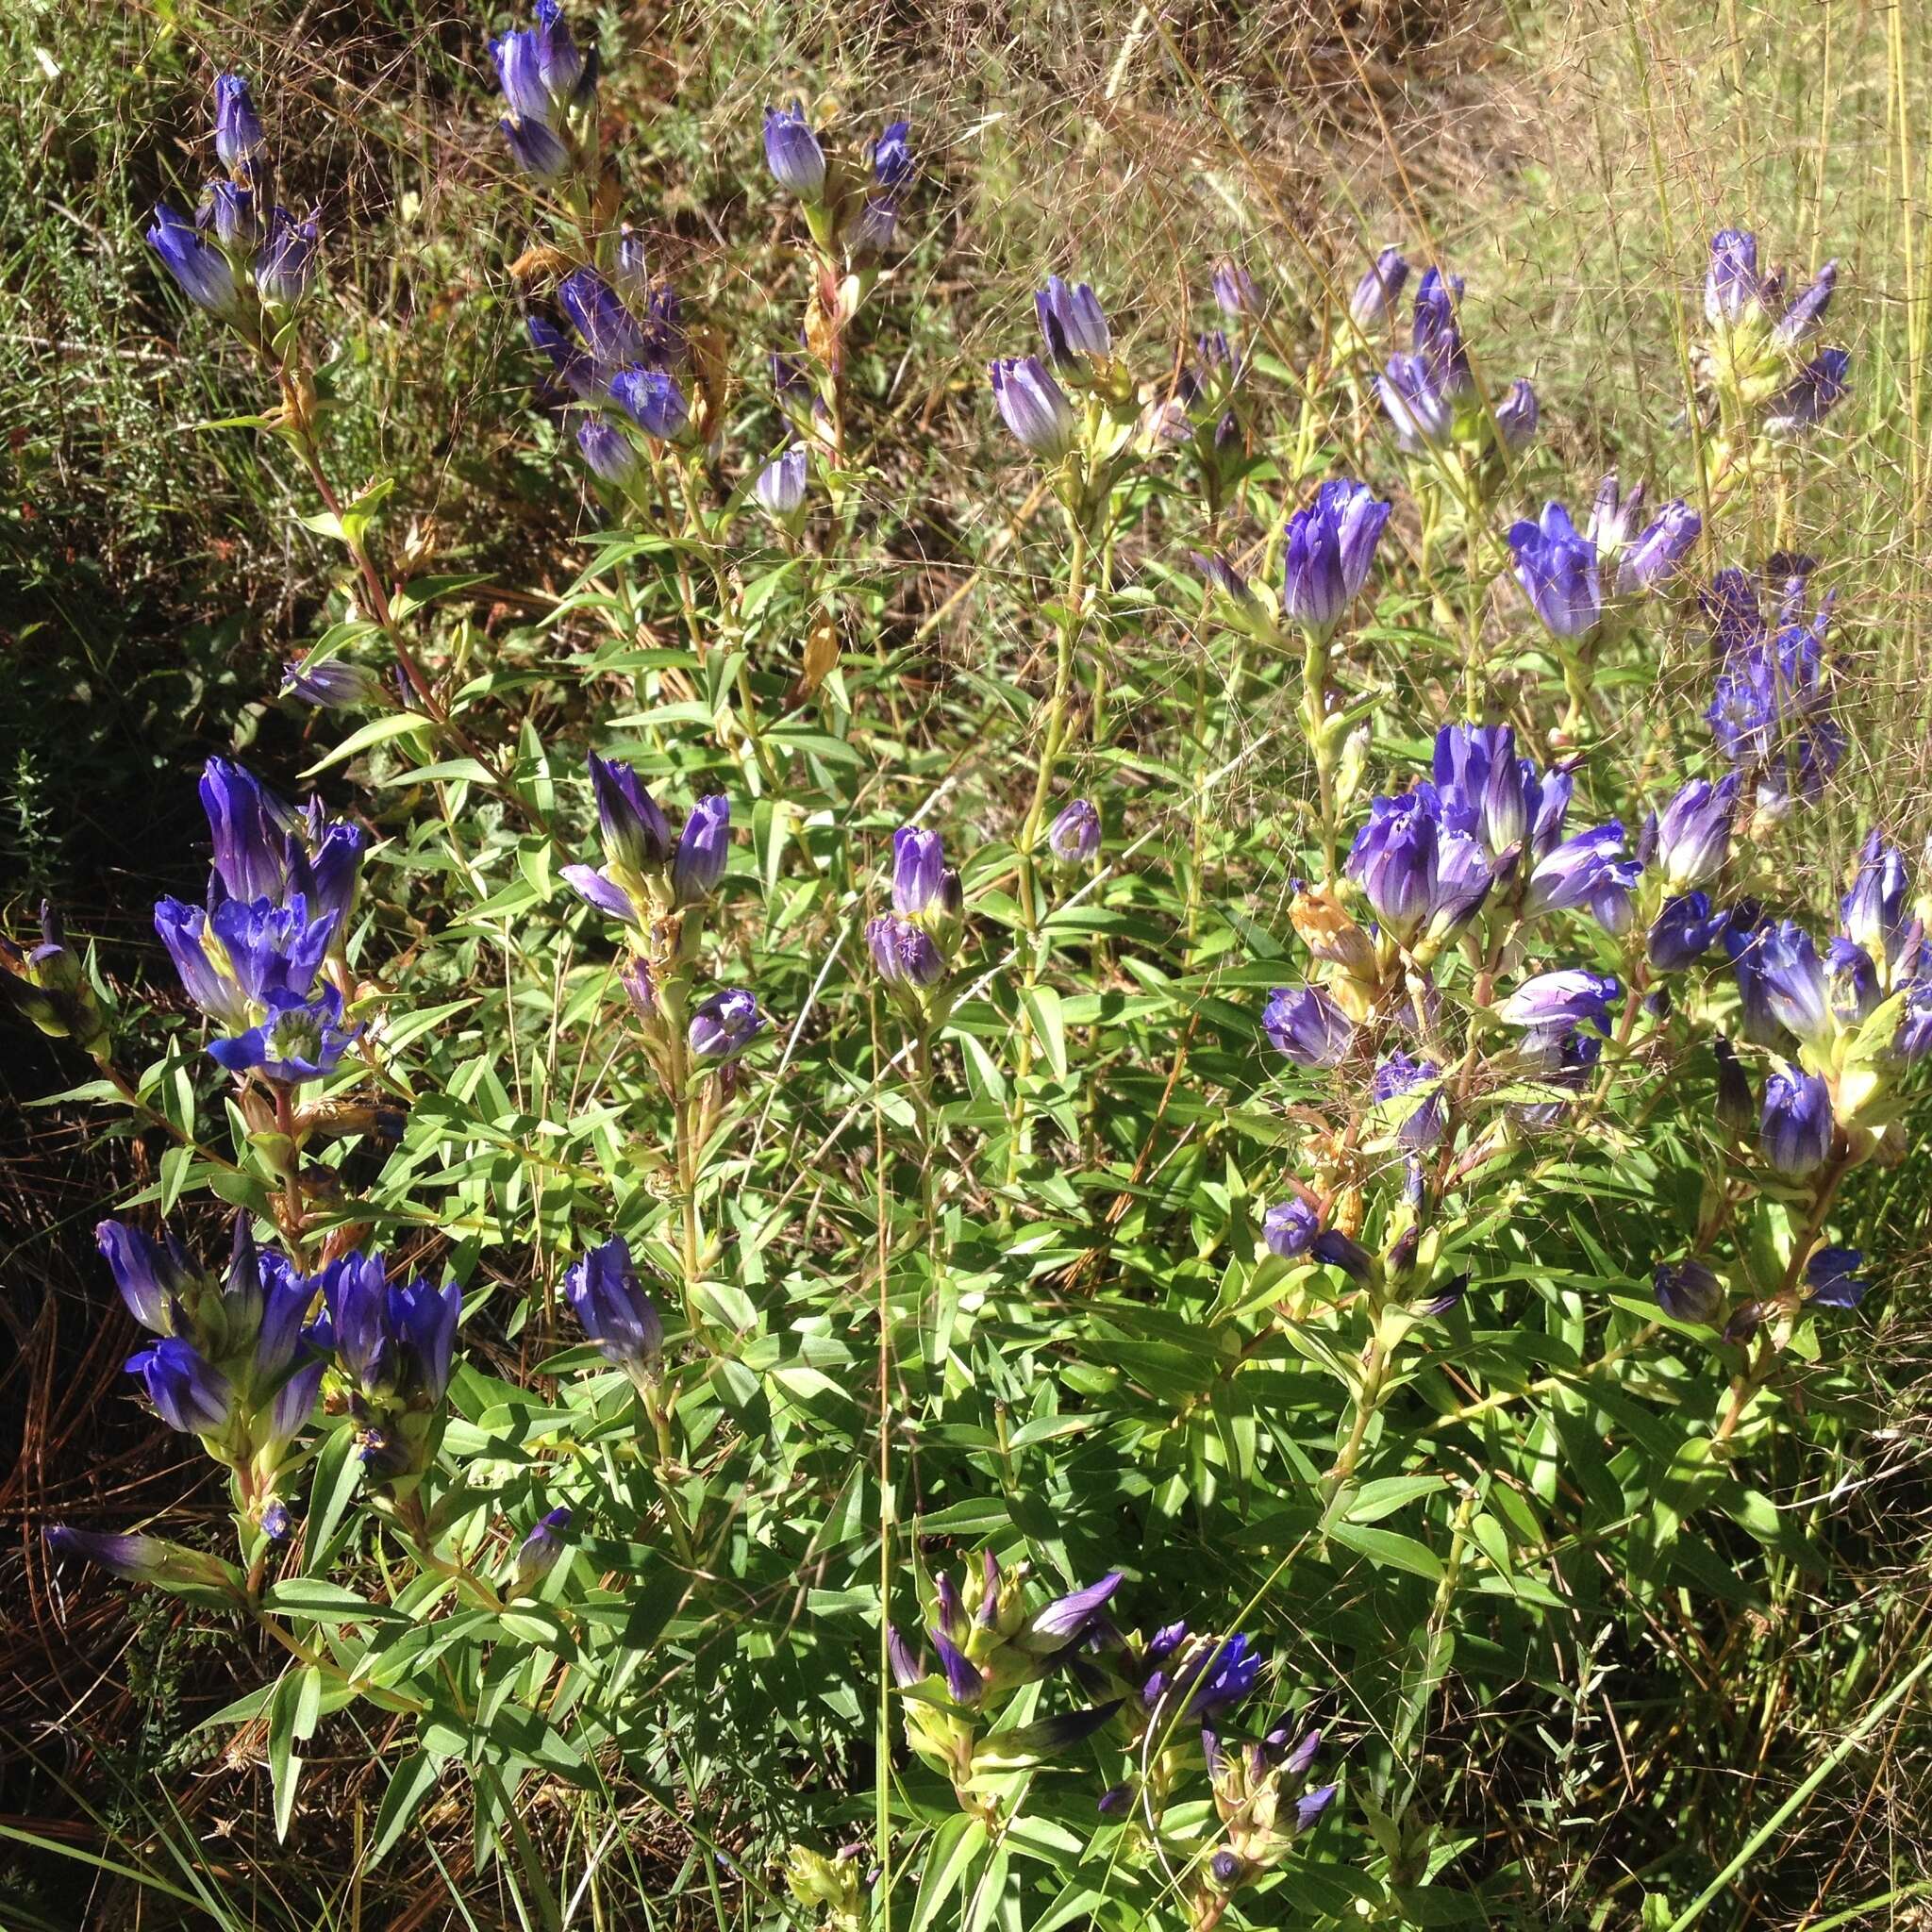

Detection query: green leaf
(1328, 1521), (1445, 1581)
(369, 1751), (441, 1866)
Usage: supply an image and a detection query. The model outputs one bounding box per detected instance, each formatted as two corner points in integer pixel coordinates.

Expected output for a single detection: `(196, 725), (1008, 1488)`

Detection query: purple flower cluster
(527, 264), (691, 473)
(146, 75), (320, 325)
(97, 1216), (327, 1527)
(562, 755), (731, 925)
(492, 1), (596, 179)
(153, 760), (367, 1086)
(1374, 266), (1536, 461)
(1344, 725), (1638, 956)
(1507, 482), (1702, 641)
(1704, 563), (1843, 805)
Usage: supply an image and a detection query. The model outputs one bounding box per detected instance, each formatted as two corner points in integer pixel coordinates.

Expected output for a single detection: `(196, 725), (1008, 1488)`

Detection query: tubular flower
(1760, 1066), (1834, 1175)
(989, 356), (1077, 459)
(763, 102), (827, 198)
(1261, 985), (1355, 1068)
(1280, 479), (1391, 641)
(563, 1235), (665, 1381)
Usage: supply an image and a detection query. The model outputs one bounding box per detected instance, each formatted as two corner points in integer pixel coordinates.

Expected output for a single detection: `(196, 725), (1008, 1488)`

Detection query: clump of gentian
(1716, 844), (1932, 1165)
(1374, 266), (1536, 496)
(151, 760), (369, 1090)
(563, 757), (731, 936)
(763, 103), (914, 263)
(317, 1248), (462, 1496)
(99, 1215), (325, 1534)
(1202, 1713), (1336, 1907)
(147, 75), (325, 351)
(1507, 487), (1702, 724)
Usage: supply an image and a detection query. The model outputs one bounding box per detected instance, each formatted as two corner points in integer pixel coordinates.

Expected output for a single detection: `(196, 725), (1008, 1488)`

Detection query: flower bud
(988, 357), (1076, 460)
(510, 1506), (572, 1594)
(1047, 798), (1100, 866)
(763, 102), (826, 198)
(1654, 1258), (1723, 1325)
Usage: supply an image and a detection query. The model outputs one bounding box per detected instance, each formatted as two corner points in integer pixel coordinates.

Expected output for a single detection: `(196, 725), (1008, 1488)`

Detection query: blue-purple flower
(1213, 259), (1259, 318)
(1261, 986), (1354, 1068)
(1036, 276), (1110, 370)
(126, 1336), (234, 1436)
(283, 657), (387, 710)
(1509, 503), (1602, 638)
(689, 987), (765, 1062)
(577, 416), (641, 486)
(989, 357), (1077, 460)
(1188, 1635), (1265, 1717)
(868, 915), (946, 989)
(213, 74), (265, 173)
(1648, 891), (1724, 972)
(1498, 970), (1622, 1035)
(493, 2), (591, 176)
(1654, 1258), (1724, 1325)
(891, 827), (947, 917)
(1645, 774), (1740, 891)
(1281, 480), (1391, 640)
(1805, 1247), (1868, 1309)
(511, 1507), (573, 1593)
(1750, 920), (1832, 1044)
(563, 1235), (664, 1377)
(1432, 724), (1570, 868)
(1048, 798), (1101, 865)
(559, 268), (651, 372)
(1493, 378), (1539, 453)
(208, 982), (362, 1084)
(756, 444), (808, 521)
(1704, 566), (1842, 803)
(1374, 1051), (1444, 1148)
(1760, 1066), (1833, 1175)
(609, 367), (689, 441)
(1765, 349), (1851, 435)
(1841, 831), (1909, 968)
(1349, 247), (1409, 327)
(254, 208), (319, 308)
(1523, 821), (1640, 929)
(323, 1255), (453, 1397)
(98, 1220), (202, 1333)
(763, 102), (826, 198)
(671, 794), (731, 906)
(1345, 788), (1492, 950)
(148, 204), (242, 316)
(1262, 1198), (1320, 1257)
